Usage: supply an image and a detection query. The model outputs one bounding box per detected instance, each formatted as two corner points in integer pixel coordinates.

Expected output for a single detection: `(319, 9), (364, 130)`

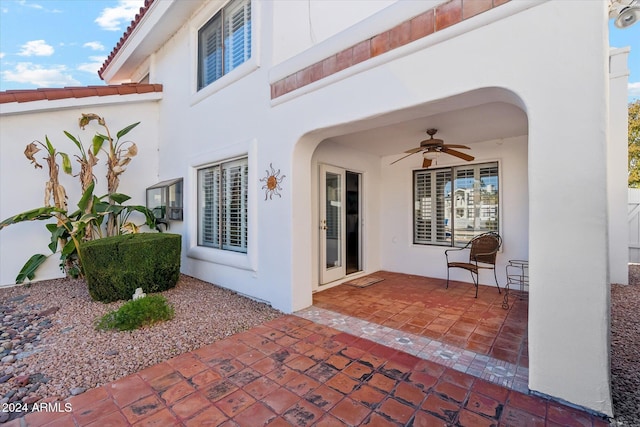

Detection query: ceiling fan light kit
(610, 0), (640, 28)
(390, 128), (475, 168)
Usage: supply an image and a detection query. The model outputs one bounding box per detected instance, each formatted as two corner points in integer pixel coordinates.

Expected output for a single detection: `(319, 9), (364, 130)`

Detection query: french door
(319, 165), (361, 285)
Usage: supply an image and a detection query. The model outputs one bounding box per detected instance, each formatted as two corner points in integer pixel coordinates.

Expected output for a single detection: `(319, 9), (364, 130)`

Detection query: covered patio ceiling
(322, 88), (529, 158)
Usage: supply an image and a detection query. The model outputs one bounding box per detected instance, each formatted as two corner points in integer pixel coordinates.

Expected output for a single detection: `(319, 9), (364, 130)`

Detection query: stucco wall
(0, 98), (161, 287)
(609, 47), (630, 284)
(271, 0), (396, 65)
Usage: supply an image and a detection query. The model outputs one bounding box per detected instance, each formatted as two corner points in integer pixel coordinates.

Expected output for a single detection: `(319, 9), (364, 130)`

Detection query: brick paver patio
(13, 314), (608, 426)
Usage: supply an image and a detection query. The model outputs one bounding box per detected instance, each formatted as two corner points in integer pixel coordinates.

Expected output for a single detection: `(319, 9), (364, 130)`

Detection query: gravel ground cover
(611, 265), (640, 426)
(0, 275), (282, 423)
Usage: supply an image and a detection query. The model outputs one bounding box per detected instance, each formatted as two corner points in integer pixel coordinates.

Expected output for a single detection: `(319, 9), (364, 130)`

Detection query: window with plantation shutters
(414, 162), (499, 247)
(198, 157), (248, 253)
(198, 0), (251, 90)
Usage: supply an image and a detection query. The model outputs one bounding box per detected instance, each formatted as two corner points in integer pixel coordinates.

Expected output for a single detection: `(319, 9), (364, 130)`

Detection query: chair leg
(493, 268), (501, 294)
(470, 271), (478, 298)
(446, 267), (450, 289)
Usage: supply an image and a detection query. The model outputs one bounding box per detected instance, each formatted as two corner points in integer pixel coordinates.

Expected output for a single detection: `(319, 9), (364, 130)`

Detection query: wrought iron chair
(445, 231), (502, 298)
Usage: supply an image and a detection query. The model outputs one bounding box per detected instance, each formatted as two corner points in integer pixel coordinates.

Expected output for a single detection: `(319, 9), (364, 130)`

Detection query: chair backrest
(469, 232), (501, 265)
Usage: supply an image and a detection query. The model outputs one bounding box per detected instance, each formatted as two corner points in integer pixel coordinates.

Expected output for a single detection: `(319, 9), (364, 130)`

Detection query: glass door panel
(320, 165), (346, 284)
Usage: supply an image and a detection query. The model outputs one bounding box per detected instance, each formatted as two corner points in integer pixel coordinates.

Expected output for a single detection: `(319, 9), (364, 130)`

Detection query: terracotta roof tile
(0, 84), (163, 105)
(98, 0), (155, 80)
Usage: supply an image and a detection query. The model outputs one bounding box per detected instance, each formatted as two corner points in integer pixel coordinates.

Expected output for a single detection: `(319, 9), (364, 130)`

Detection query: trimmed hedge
(81, 233), (181, 302)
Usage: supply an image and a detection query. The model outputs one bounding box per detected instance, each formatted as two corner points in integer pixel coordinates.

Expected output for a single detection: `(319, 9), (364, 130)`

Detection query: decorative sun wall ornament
(260, 163), (286, 200)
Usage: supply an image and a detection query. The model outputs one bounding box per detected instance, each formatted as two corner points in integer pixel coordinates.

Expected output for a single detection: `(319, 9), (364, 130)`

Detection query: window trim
(187, 139), (257, 272)
(190, 0), (260, 105)
(412, 161), (501, 247)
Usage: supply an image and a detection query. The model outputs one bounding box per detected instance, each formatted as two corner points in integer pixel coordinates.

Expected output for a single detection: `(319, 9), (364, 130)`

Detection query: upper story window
(414, 162), (499, 247)
(198, 0), (252, 90)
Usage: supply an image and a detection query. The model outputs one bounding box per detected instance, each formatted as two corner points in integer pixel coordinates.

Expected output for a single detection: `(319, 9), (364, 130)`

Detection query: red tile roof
(98, 0), (156, 80)
(0, 84), (163, 104)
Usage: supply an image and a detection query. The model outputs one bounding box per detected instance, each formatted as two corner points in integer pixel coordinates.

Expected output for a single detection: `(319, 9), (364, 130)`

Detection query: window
(198, 0), (251, 90)
(198, 157), (248, 253)
(414, 162), (499, 247)
(146, 178), (183, 221)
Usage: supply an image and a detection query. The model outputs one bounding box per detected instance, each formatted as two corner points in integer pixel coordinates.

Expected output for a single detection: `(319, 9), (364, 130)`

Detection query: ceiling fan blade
(422, 158), (432, 168)
(404, 147), (424, 154)
(390, 151), (420, 165)
(444, 144), (471, 149)
(442, 148), (475, 161)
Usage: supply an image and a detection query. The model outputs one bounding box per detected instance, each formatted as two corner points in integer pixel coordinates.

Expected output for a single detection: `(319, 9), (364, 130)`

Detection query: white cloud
(0, 53), (4, 59)
(630, 82), (640, 98)
(78, 56), (107, 74)
(15, 1), (59, 12)
(17, 1), (43, 10)
(95, 0), (144, 32)
(83, 41), (105, 51)
(1, 62), (80, 87)
(17, 40), (54, 57)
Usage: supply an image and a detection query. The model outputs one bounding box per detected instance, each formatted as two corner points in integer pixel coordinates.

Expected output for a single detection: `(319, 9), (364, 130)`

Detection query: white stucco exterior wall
(272, 0), (396, 65)
(0, 97), (161, 287)
(609, 47), (630, 284)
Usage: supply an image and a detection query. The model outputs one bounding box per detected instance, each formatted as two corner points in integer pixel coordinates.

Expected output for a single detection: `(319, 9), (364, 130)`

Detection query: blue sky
(0, 0), (145, 90)
(0, 0), (639, 102)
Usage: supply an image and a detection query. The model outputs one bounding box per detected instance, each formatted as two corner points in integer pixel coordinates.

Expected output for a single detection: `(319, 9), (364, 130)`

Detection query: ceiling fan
(390, 128), (474, 168)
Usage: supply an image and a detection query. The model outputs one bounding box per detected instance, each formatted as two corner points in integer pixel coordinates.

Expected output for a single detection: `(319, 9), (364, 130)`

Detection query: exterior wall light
(146, 178), (183, 221)
(610, 0), (640, 28)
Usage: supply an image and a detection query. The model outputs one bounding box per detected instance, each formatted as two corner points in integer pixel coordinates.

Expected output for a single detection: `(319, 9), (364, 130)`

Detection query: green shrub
(81, 233), (181, 302)
(97, 295), (174, 331)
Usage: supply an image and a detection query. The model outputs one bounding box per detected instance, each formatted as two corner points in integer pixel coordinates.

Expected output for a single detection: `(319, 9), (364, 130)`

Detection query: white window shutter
(224, 0), (251, 73)
(414, 163), (497, 247)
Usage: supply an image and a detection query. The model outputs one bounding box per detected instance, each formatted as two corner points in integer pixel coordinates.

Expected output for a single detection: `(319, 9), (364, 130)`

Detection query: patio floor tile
(72, 397), (120, 425)
(65, 385), (109, 411)
(232, 402), (277, 425)
(377, 397), (416, 424)
(331, 397), (371, 425)
(132, 408), (181, 426)
(170, 391), (212, 420)
(304, 384), (343, 410)
(183, 405), (228, 426)
(43, 414), (78, 427)
(121, 394), (164, 424)
(282, 399), (324, 426)
(19, 278), (609, 427)
(261, 387), (299, 414)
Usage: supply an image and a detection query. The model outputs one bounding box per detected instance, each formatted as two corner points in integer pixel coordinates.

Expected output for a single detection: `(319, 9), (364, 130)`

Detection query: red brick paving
(17, 315), (607, 426)
(313, 270), (529, 365)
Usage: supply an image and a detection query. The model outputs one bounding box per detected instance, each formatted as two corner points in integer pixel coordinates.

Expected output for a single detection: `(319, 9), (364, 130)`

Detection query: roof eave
(100, 0), (204, 84)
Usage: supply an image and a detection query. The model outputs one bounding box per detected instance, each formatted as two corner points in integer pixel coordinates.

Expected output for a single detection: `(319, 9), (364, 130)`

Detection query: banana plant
(24, 136), (72, 211)
(1, 114), (155, 284)
(0, 183), (160, 283)
(80, 113), (140, 236)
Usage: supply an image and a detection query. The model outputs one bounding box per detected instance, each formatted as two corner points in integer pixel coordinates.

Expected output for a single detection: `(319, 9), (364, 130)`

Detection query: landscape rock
(13, 374), (29, 386)
(70, 387), (85, 396)
(37, 307), (59, 317)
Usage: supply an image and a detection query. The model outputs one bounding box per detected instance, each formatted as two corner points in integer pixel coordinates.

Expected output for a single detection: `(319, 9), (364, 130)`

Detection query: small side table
(502, 259), (528, 309)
